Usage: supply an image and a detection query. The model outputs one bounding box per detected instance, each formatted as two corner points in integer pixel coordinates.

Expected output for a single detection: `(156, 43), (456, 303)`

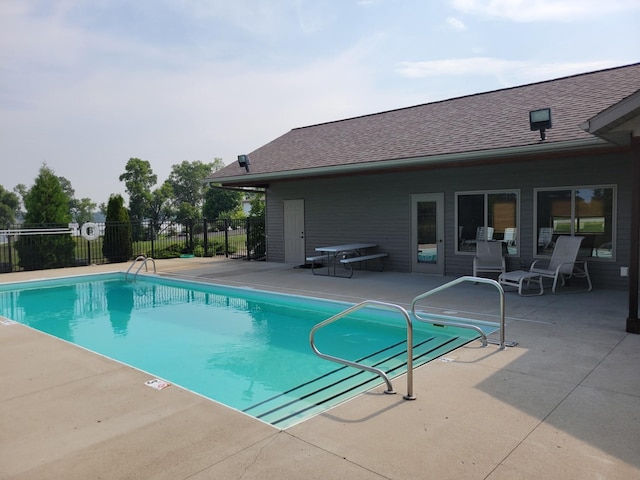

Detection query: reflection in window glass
(536, 187), (614, 258)
(417, 200), (437, 263)
(457, 191), (518, 254)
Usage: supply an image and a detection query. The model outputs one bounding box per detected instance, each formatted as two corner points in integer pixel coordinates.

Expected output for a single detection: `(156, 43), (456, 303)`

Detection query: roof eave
(211, 138), (610, 185)
(580, 89), (640, 144)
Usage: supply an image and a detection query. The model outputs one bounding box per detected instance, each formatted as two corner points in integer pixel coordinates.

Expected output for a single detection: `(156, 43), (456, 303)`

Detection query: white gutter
(213, 137), (610, 184)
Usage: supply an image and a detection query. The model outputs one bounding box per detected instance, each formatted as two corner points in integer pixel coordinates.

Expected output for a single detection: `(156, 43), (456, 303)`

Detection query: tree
(13, 183), (28, 219)
(14, 164), (76, 270)
(203, 186), (242, 221)
(102, 194), (132, 263)
(167, 159), (218, 251)
(71, 197), (97, 225)
(167, 159), (217, 211)
(148, 181), (174, 237)
(0, 185), (20, 227)
(119, 158), (157, 239)
(56, 175), (96, 224)
(248, 192), (265, 217)
(247, 193), (266, 259)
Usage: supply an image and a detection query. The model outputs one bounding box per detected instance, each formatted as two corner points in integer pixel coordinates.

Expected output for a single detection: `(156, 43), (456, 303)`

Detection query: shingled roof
(210, 62), (640, 183)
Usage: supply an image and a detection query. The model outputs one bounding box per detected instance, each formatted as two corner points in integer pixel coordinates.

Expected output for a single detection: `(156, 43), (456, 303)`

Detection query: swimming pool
(0, 273), (495, 428)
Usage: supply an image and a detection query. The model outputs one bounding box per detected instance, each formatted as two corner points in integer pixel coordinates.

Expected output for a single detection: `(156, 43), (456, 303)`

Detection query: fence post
(87, 239), (91, 266)
(150, 222), (155, 258)
(246, 218), (251, 261)
(7, 235), (14, 272)
(203, 218), (209, 257)
(224, 219), (230, 258)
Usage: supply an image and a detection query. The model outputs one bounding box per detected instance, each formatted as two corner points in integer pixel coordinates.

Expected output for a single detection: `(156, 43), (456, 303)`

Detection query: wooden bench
(339, 253), (388, 278)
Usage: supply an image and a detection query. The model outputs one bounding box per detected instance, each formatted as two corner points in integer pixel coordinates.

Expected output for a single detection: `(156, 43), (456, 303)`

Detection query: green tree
(167, 159), (218, 211)
(203, 186), (242, 221)
(119, 158), (157, 239)
(0, 185), (20, 227)
(14, 165), (76, 270)
(248, 192), (265, 217)
(56, 175), (96, 224)
(71, 198), (97, 225)
(102, 194), (132, 263)
(247, 193), (266, 259)
(148, 181), (174, 237)
(167, 159), (219, 251)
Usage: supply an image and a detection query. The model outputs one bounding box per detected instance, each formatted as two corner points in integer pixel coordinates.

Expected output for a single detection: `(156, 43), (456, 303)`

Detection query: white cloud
(446, 16), (467, 30)
(450, 0), (640, 22)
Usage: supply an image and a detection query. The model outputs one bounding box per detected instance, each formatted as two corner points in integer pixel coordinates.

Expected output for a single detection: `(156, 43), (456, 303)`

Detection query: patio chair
(475, 226), (494, 242)
(473, 241), (505, 277)
(503, 227), (517, 254)
(503, 227), (517, 246)
(529, 235), (592, 293)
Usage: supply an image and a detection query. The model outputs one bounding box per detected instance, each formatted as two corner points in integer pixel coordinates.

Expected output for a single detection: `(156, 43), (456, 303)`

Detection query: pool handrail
(310, 300), (416, 400)
(125, 255), (157, 281)
(410, 276), (506, 350)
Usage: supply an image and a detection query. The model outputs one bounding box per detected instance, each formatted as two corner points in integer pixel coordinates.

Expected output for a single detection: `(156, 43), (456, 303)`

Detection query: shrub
(102, 194), (133, 263)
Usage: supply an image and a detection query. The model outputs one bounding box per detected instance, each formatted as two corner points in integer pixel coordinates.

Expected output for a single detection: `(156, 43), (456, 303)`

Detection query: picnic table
(306, 243), (387, 278)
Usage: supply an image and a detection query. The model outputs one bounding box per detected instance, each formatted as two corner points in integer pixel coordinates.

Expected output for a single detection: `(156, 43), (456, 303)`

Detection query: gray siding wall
(266, 152), (632, 289)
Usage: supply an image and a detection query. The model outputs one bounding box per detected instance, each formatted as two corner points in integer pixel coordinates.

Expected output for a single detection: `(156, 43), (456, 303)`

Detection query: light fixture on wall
(237, 154), (250, 172)
(529, 108), (552, 141)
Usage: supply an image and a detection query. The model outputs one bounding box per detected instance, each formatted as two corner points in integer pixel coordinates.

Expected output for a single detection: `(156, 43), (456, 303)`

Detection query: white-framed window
(534, 185), (616, 259)
(456, 190), (519, 255)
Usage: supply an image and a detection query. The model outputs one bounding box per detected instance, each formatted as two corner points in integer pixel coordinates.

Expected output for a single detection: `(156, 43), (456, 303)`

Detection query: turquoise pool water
(0, 273), (493, 428)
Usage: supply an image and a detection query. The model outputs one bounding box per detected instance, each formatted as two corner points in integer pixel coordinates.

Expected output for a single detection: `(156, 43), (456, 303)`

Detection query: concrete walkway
(1, 258), (639, 479)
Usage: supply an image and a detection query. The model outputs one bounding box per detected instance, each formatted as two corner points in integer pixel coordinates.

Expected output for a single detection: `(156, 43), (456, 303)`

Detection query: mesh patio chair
(473, 241), (505, 277)
(530, 235), (592, 293)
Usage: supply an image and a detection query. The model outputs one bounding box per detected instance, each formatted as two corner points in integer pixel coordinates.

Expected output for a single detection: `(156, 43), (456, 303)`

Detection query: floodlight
(529, 108), (552, 140)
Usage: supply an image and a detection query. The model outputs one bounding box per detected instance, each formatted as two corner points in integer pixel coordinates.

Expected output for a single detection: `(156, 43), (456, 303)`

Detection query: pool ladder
(309, 276), (508, 400)
(125, 255), (156, 281)
(310, 300), (416, 400)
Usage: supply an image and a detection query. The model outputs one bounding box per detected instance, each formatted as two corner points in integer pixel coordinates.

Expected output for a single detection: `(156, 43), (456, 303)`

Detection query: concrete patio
(1, 257), (639, 479)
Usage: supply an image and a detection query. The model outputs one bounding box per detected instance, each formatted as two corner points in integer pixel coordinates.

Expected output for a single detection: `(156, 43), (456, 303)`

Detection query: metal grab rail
(410, 276), (506, 350)
(310, 300), (416, 400)
(125, 255), (156, 281)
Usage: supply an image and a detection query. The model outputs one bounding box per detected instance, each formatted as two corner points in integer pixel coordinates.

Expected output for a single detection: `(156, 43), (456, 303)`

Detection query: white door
(411, 193), (444, 274)
(284, 199), (305, 264)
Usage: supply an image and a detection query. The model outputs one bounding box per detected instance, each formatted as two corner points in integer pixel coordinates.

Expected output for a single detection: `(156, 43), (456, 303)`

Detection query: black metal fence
(0, 217), (265, 273)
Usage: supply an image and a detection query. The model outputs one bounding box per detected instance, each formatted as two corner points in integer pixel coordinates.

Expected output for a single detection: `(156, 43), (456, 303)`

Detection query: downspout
(627, 137), (640, 333)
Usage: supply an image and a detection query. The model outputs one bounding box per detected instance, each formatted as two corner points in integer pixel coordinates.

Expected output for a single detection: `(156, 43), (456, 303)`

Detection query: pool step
(244, 332), (475, 428)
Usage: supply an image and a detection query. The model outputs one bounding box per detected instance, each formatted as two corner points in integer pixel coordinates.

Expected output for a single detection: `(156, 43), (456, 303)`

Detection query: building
(207, 63), (640, 332)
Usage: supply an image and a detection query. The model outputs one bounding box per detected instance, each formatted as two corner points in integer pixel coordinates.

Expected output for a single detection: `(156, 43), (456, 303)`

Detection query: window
(456, 190), (519, 254)
(535, 186), (615, 259)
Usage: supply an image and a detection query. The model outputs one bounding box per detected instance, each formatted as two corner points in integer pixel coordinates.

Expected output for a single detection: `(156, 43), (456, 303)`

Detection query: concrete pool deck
(1, 257), (639, 479)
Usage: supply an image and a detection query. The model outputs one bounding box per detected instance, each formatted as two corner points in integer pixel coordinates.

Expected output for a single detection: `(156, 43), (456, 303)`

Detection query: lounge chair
(473, 241), (505, 277)
(529, 235), (592, 293)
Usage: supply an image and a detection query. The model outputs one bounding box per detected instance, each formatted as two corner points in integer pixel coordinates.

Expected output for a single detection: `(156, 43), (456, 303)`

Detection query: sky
(1, 0), (639, 205)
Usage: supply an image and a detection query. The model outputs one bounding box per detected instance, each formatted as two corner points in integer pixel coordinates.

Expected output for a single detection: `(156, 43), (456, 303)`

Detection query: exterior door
(411, 193), (444, 274)
(284, 199), (305, 264)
